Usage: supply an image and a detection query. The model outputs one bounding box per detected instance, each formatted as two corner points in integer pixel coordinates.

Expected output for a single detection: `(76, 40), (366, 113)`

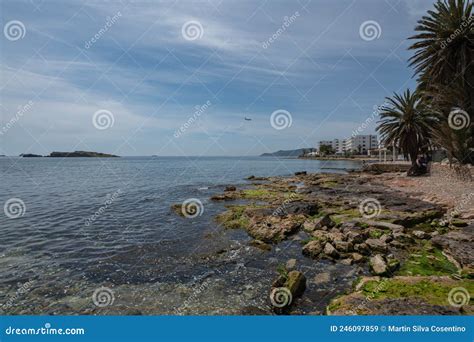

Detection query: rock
(303, 215), (334, 232)
(432, 227), (474, 272)
(354, 243), (371, 255)
(369, 254), (399, 276)
(310, 230), (330, 242)
(358, 220), (405, 232)
(334, 240), (352, 253)
(270, 271), (306, 313)
(281, 201), (319, 216)
(412, 230), (430, 239)
(210, 192), (237, 201)
(392, 231), (415, 244)
(247, 214), (304, 243)
(370, 254), (388, 275)
(379, 234), (393, 243)
(323, 242), (339, 259)
(225, 186), (237, 192)
(351, 253), (365, 263)
(171, 204), (185, 216)
(365, 238), (388, 252)
(302, 240), (323, 258)
(340, 258), (353, 265)
(313, 272), (331, 284)
(326, 230), (345, 242)
(286, 258), (297, 270)
(249, 240), (271, 251)
(345, 231), (368, 244)
(294, 171), (307, 176)
(451, 219), (468, 227)
(285, 271), (306, 298)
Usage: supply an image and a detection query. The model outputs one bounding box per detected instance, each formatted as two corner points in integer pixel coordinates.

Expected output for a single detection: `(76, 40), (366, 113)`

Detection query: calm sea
(0, 156), (362, 315)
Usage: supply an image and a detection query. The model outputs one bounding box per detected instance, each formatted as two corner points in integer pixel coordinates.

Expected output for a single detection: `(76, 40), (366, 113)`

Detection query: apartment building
(319, 135), (378, 155)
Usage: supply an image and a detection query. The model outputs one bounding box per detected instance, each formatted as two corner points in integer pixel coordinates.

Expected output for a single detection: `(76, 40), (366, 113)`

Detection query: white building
(344, 135), (378, 155)
(319, 139), (346, 154)
(319, 135), (378, 155)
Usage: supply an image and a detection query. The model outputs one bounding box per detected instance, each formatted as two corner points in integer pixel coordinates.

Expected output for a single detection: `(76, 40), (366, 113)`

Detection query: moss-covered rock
(327, 276), (474, 315)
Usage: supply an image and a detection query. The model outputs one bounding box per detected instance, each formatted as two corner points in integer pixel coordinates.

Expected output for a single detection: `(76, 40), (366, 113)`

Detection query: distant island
(260, 148), (316, 157)
(20, 151), (119, 158)
(49, 151), (119, 158)
(20, 153), (43, 157)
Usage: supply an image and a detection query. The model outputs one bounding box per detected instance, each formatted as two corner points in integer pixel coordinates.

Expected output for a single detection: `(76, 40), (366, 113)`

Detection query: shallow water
(0, 156), (362, 314)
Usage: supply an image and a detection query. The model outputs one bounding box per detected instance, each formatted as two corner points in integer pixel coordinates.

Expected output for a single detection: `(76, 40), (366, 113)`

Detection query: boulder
(340, 258), (353, 265)
(285, 271), (306, 298)
(365, 238), (388, 252)
(369, 254), (399, 276)
(225, 186), (237, 192)
(247, 214), (303, 243)
(303, 214), (334, 232)
(294, 171), (307, 176)
(412, 230), (430, 239)
(323, 242), (340, 259)
(281, 201), (319, 216)
(392, 231), (415, 244)
(345, 231), (368, 244)
(369, 254), (388, 275)
(351, 253), (365, 263)
(334, 240), (352, 253)
(354, 242), (371, 255)
(286, 258), (297, 271)
(302, 240), (323, 258)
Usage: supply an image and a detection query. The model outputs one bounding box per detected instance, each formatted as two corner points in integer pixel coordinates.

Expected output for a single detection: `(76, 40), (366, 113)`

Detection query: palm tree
(408, 0), (473, 163)
(409, 0), (473, 96)
(377, 90), (436, 175)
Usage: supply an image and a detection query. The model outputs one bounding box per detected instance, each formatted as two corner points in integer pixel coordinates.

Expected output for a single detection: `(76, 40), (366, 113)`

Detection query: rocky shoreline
(204, 170), (473, 315)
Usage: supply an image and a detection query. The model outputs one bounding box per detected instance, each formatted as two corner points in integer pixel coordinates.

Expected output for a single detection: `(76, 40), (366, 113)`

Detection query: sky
(0, 0), (435, 156)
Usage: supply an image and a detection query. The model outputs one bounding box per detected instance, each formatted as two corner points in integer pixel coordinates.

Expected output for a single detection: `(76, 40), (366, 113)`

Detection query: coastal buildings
(318, 135), (378, 155)
(344, 135), (378, 155)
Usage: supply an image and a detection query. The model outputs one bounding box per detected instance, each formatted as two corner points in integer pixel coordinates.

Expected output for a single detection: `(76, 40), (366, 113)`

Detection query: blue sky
(0, 0), (434, 156)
